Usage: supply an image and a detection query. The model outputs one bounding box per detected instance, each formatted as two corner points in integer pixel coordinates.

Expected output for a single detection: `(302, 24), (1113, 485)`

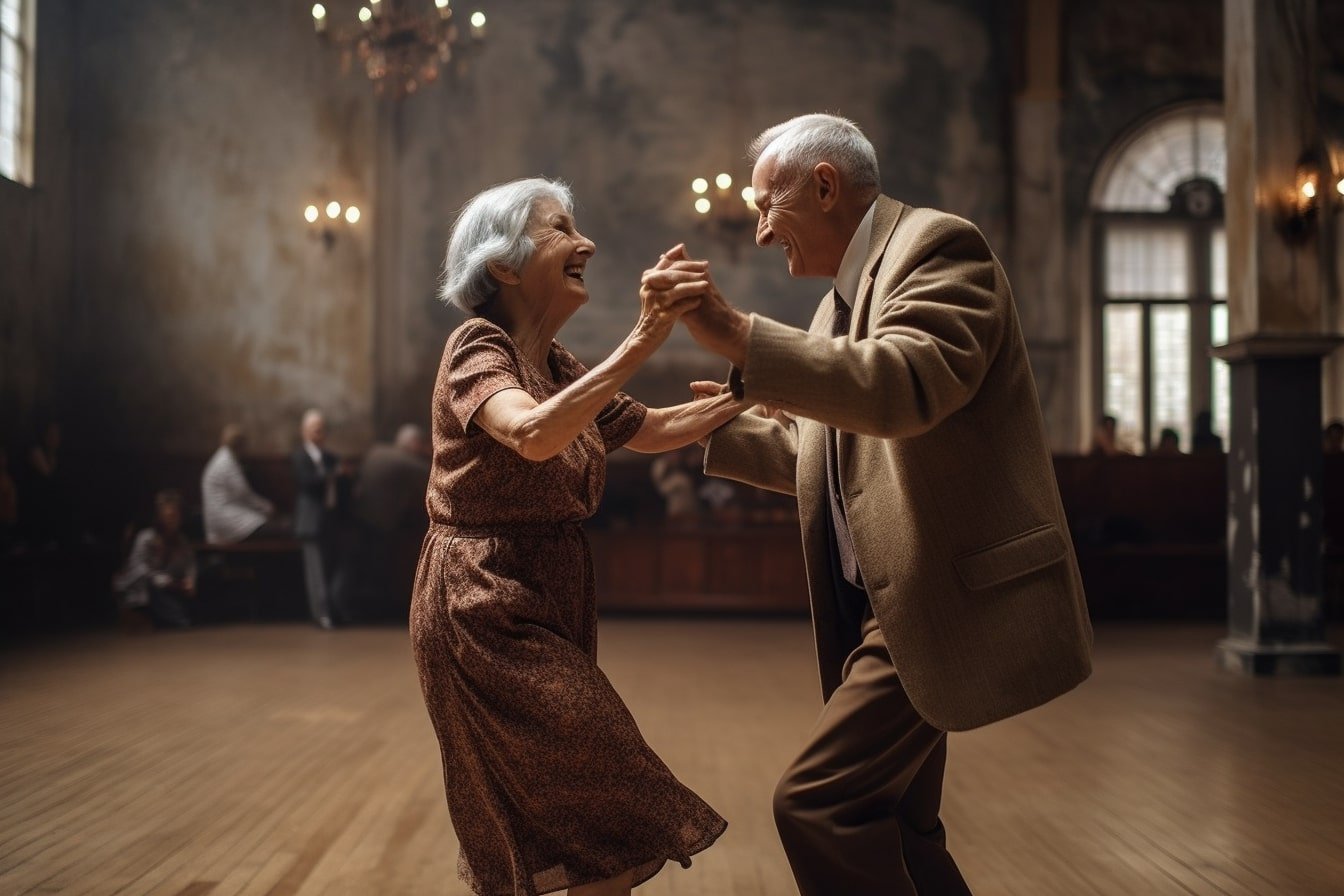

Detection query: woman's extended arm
(623, 393), (745, 454)
(472, 265), (706, 462)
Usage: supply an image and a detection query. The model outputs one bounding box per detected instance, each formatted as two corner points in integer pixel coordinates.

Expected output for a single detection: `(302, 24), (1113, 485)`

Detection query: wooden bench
(196, 538), (306, 623)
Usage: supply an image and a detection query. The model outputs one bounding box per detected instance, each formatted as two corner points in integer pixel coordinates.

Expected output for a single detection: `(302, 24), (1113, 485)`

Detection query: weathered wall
(69, 0), (376, 455)
(0, 0), (75, 452)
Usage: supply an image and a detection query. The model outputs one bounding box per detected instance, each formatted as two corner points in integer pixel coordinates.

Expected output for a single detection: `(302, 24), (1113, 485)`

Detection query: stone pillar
(1215, 0), (1340, 675)
(1010, 0), (1073, 450)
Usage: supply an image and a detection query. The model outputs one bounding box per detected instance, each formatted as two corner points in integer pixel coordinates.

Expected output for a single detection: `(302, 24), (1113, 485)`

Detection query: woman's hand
(636, 249), (709, 344)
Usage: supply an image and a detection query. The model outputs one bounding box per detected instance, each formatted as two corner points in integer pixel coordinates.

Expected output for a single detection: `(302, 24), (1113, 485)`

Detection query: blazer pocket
(953, 523), (1068, 591)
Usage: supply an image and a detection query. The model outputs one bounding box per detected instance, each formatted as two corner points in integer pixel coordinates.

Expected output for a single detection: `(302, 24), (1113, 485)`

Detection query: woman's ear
(486, 259), (521, 286)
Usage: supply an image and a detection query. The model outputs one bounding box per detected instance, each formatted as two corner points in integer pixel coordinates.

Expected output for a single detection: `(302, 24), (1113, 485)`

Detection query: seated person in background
(1089, 414), (1133, 456)
(1151, 427), (1182, 456)
(202, 423), (288, 544)
(1192, 410), (1224, 455)
(113, 489), (197, 629)
(336, 424), (431, 620)
(1324, 420), (1344, 455)
(650, 445), (701, 525)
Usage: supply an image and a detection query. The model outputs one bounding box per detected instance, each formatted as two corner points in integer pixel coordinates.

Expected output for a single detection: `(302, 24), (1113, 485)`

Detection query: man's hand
(648, 246), (751, 368)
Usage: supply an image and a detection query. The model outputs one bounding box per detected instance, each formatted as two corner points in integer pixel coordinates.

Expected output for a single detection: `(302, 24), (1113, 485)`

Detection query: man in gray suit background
(291, 408), (349, 629)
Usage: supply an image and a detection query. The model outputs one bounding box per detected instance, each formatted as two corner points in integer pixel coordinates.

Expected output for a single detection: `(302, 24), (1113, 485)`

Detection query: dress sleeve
(445, 321), (525, 431)
(596, 393), (648, 453)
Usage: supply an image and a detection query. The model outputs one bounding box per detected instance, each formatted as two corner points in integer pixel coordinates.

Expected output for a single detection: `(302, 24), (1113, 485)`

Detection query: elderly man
(201, 424), (285, 544)
(291, 408), (349, 629)
(655, 113), (1093, 895)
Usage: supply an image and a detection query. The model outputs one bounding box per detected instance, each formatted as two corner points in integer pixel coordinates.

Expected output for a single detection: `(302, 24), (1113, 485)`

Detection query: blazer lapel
(850, 195), (905, 340)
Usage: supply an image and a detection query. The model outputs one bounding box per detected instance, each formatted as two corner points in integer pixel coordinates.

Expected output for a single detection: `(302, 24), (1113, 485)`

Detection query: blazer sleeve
(703, 408), (798, 496)
(738, 217), (1006, 439)
(292, 450), (326, 498)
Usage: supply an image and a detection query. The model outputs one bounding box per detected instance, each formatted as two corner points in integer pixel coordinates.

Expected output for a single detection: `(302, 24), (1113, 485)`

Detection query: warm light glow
(470, 11), (486, 27)
(691, 177), (708, 194)
(304, 205), (320, 223)
(326, 201), (342, 219)
(695, 198), (711, 214)
(741, 186), (755, 204)
(345, 206), (361, 224)
(715, 173), (732, 190)
(435, 0), (449, 8)
(1302, 180), (1317, 200)
(358, 6), (372, 23)
(312, 3), (326, 19)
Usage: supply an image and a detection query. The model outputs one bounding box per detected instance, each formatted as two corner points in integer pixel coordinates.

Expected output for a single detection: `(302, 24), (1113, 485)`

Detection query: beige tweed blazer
(705, 195), (1093, 731)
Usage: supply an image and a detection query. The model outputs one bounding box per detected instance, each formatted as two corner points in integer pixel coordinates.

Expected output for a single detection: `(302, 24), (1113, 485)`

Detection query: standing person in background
(113, 490), (197, 629)
(291, 409), (349, 629)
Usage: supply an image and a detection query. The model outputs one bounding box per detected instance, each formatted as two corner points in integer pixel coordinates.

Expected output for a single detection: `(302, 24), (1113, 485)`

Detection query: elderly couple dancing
(408, 114), (1094, 896)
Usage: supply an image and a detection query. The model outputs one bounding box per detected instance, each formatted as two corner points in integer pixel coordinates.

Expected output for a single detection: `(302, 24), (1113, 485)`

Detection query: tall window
(0, 0), (34, 185)
(1091, 105), (1228, 454)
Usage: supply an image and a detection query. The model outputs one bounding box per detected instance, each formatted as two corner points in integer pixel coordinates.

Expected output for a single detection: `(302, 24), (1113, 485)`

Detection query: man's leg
(773, 610), (972, 896)
(300, 539), (332, 627)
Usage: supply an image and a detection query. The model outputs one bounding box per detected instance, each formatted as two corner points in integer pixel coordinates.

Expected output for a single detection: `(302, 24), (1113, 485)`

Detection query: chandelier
(690, 172), (758, 258)
(311, 0), (488, 99)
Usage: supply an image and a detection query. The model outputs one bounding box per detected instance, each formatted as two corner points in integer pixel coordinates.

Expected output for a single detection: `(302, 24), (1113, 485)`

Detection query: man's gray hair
(439, 177), (574, 312)
(748, 113), (880, 202)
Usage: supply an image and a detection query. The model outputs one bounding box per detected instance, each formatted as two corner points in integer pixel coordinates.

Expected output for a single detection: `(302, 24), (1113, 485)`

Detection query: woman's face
(517, 197), (596, 311)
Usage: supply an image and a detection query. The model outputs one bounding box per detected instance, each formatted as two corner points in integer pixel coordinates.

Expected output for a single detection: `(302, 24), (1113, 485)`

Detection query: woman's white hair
(747, 113), (880, 202)
(439, 177), (574, 312)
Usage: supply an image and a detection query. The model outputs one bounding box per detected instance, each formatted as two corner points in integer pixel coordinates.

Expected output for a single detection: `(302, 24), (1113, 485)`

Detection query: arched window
(1091, 103), (1229, 454)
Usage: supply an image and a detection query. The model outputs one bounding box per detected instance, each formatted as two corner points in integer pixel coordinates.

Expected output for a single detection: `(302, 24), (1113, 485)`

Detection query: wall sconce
(691, 172), (758, 259)
(305, 200), (362, 249)
(1277, 150), (1344, 245)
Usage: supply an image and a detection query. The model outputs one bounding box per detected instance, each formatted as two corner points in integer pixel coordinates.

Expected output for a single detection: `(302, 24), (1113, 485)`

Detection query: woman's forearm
(625, 394), (745, 454)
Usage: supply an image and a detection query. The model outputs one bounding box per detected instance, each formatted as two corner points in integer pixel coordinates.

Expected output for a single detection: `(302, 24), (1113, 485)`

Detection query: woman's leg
(568, 868), (634, 896)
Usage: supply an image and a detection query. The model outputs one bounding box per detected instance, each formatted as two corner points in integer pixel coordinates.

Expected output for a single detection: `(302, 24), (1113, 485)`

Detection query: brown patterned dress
(410, 317), (726, 896)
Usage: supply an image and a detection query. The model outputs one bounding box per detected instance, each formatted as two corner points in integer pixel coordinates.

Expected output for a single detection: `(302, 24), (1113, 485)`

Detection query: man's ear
(813, 162), (841, 212)
(486, 259), (521, 286)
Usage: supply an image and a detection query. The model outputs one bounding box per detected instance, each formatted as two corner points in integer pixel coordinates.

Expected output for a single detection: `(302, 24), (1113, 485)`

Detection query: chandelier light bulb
(304, 205), (319, 223)
(470, 11), (486, 27)
(1301, 180), (1316, 200)
(695, 198), (711, 215)
(359, 6), (372, 23)
(715, 173), (732, 190)
(326, 201), (342, 219)
(311, 3), (327, 32)
(741, 186), (756, 205)
(435, 0), (449, 8)
(1336, 178), (1344, 196)
(345, 206), (361, 224)
(692, 178), (708, 195)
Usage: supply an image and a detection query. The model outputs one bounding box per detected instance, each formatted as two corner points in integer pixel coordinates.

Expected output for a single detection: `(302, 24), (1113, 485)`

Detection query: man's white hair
(439, 177), (574, 313)
(748, 113), (880, 202)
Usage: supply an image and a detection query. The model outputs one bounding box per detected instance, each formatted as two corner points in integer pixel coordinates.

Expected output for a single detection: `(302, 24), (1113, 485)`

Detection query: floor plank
(2, 621), (1341, 895)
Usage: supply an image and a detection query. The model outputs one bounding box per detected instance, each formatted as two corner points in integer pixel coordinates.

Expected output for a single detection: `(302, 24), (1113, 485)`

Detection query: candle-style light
(470, 11), (487, 37)
(304, 205), (320, 223)
(435, 0), (451, 18)
(345, 206), (361, 224)
(326, 201), (342, 219)
(312, 3), (327, 33)
(715, 172), (732, 190)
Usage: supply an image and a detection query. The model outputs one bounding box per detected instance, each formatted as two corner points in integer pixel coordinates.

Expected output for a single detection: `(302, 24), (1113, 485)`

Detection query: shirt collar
(833, 201), (877, 308)
(303, 441), (323, 465)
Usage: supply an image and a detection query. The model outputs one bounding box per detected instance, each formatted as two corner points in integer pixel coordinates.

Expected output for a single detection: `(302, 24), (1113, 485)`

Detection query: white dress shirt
(834, 201), (878, 307)
(201, 446), (274, 544)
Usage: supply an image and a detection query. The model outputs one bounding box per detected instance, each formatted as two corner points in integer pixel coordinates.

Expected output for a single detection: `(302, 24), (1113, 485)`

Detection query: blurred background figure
(650, 445), (702, 527)
(1152, 428), (1182, 456)
(113, 489), (197, 630)
(336, 423), (431, 621)
(0, 447), (17, 551)
(21, 419), (73, 547)
(201, 423), (287, 544)
(1324, 420), (1344, 454)
(1090, 414), (1133, 457)
(1192, 410), (1224, 456)
(291, 408), (350, 628)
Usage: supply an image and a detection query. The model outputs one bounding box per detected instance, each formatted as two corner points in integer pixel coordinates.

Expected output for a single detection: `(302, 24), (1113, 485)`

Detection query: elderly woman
(410, 177), (739, 896)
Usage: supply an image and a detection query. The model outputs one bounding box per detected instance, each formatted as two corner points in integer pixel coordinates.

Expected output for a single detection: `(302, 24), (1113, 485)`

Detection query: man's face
(304, 417), (326, 446)
(750, 153), (834, 278)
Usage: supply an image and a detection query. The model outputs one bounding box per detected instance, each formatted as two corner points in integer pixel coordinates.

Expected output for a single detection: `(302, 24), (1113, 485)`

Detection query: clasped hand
(639, 245), (750, 367)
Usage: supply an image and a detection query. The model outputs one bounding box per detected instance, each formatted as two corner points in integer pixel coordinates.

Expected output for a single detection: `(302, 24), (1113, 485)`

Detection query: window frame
(0, 0), (35, 186)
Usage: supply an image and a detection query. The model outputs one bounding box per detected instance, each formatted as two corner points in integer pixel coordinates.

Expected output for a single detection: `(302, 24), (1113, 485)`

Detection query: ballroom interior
(3, 1), (1344, 894)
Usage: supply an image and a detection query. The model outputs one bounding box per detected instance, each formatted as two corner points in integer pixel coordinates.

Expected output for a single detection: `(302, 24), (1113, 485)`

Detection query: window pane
(1150, 305), (1191, 451)
(0, 0), (18, 40)
(1211, 304), (1230, 447)
(1104, 225), (1190, 298)
(1210, 227), (1226, 300)
(0, 134), (14, 179)
(1104, 304), (1144, 453)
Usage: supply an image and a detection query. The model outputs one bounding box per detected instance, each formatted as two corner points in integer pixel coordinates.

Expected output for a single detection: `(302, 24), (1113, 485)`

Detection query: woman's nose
(577, 235), (596, 257)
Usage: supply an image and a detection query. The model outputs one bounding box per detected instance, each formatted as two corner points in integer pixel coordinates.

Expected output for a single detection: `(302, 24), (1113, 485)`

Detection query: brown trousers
(773, 610), (973, 896)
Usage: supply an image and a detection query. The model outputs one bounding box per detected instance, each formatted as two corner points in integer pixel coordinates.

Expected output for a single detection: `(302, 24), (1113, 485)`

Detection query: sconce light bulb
(741, 186), (755, 203)
(345, 206), (361, 224)
(1302, 181), (1317, 200)
(304, 205), (320, 223)
(715, 173), (732, 190)
(691, 177), (708, 195)
(312, 3), (326, 20)
(470, 11), (486, 27)
(694, 198), (711, 215)
(1336, 178), (1344, 196)
(435, 0), (450, 8)
(359, 6), (372, 23)
(326, 201), (342, 219)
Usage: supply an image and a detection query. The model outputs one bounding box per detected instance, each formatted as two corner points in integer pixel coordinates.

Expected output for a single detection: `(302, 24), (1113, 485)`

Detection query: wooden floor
(1, 620), (1342, 896)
